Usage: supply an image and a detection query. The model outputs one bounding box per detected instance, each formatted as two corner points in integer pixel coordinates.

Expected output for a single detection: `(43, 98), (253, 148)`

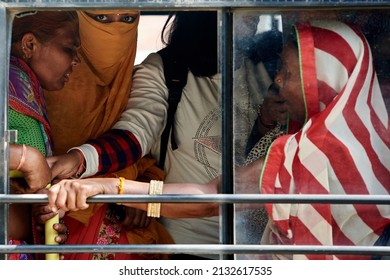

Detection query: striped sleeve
(86, 129), (142, 176)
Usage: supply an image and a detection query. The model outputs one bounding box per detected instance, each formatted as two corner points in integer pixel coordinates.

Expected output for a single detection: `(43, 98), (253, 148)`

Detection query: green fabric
(9, 108), (46, 155)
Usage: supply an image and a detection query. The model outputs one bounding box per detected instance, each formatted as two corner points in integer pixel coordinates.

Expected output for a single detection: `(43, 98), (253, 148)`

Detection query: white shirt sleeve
(113, 52), (168, 155)
(75, 53), (169, 177)
(71, 144), (100, 178)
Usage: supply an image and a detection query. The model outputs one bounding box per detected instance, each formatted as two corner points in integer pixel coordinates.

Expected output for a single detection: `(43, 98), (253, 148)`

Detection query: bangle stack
(116, 177), (125, 205)
(147, 180), (164, 218)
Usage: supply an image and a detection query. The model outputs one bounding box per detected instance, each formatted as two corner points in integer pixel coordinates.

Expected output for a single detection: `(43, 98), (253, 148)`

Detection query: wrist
(16, 144), (27, 170)
(116, 177), (125, 205)
(71, 149), (85, 178)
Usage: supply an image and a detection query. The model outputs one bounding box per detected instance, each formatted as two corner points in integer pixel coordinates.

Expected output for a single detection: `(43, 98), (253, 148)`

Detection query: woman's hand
(32, 203), (65, 224)
(31, 192), (68, 243)
(53, 219), (69, 244)
(47, 178), (117, 212)
(10, 144), (52, 193)
(47, 149), (84, 180)
(31, 202), (68, 262)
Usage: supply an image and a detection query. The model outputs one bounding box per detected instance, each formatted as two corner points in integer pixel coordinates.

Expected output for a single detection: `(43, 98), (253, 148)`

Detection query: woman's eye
(95, 15), (108, 22)
(122, 15), (135, 23)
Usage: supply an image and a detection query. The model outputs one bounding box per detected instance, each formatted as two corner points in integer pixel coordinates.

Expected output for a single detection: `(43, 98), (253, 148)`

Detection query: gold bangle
(147, 180), (163, 218)
(116, 177), (125, 205)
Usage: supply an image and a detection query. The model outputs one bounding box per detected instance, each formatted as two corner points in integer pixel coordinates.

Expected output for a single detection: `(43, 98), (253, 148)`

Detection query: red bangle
(258, 105), (276, 129)
(74, 149), (86, 178)
(16, 144), (27, 170)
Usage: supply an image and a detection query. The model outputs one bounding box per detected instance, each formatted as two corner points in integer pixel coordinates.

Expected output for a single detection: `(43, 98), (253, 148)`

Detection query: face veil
(44, 10), (140, 156)
(78, 10), (139, 84)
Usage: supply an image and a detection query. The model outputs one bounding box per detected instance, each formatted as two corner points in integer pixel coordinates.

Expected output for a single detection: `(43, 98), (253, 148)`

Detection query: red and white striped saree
(260, 20), (390, 260)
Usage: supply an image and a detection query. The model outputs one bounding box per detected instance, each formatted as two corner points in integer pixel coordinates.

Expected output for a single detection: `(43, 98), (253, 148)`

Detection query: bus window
(233, 8), (390, 260)
(0, 3), (389, 261)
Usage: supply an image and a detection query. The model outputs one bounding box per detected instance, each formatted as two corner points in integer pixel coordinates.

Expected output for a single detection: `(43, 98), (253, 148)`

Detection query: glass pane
(233, 8), (390, 260)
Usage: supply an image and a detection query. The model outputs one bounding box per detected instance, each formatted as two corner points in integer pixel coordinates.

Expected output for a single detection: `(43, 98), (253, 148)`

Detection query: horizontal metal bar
(1, 194), (390, 204)
(2, 0), (389, 10)
(1, 244), (390, 256)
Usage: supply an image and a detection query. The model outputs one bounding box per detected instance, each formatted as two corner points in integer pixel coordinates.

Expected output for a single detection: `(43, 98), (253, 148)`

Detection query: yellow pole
(44, 214), (60, 260)
(10, 173), (60, 260)
(44, 183), (60, 260)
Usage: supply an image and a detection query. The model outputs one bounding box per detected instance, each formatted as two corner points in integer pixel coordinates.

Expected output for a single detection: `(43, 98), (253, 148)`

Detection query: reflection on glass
(233, 9), (390, 260)
(233, 11), (284, 260)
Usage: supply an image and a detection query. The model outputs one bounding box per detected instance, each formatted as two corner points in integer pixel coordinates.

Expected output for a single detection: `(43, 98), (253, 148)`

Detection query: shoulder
(135, 52), (163, 69)
(9, 57), (29, 81)
(132, 52), (165, 85)
(9, 57), (35, 98)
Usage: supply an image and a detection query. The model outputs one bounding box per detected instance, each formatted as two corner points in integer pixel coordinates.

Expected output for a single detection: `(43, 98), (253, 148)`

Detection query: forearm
(10, 144), (51, 192)
(235, 158), (264, 194)
(10, 144), (24, 170)
(119, 179), (219, 218)
(49, 177), (219, 218)
(82, 129), (142, 176)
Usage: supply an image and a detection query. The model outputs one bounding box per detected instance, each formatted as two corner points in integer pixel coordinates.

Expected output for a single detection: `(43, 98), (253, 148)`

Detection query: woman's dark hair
(161, 11), (218, 77)
(12, 11), (78, 44)
(248, 30), (283, 80)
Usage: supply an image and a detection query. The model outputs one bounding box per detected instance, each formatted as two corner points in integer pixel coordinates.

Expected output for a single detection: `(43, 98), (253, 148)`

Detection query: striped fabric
(87, 129), (142, 175)
(260, 20), (390, 260)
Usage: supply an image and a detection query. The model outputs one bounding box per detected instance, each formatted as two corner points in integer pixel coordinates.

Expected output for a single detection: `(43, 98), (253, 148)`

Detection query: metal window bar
(0, 0), (389, 259)
(1, 194), (390, 257)
(220, 6), (234, 260)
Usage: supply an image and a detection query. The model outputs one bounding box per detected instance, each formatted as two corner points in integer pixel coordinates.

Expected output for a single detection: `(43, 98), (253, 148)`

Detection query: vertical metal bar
(219, 7), (234, 260)
(0, 4), (9, 261)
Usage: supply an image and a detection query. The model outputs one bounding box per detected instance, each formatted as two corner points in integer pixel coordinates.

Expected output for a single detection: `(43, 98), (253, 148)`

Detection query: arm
(47, 177), (219, 218)
(10, 144), (51, 193)
(10, 144), (69, 245)
(235, 158), (264, 194)
(49, 53), (169, 180)
(47, 158), (264, 218)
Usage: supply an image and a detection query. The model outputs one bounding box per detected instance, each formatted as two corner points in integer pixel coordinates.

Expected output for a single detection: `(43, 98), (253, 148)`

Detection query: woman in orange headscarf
(43, 10), (173, 260)
(46, 10), (138, 155)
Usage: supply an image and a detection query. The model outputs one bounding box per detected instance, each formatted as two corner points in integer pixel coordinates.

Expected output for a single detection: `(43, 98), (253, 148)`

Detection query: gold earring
(21, 47), (27, 60)
(21, 46), (29, 60)
(276, 78), (282, 84)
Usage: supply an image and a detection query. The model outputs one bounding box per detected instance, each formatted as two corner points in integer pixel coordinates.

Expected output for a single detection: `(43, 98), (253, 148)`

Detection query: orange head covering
(44, 10), (139, 155)
(45, 11), (171, 251)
